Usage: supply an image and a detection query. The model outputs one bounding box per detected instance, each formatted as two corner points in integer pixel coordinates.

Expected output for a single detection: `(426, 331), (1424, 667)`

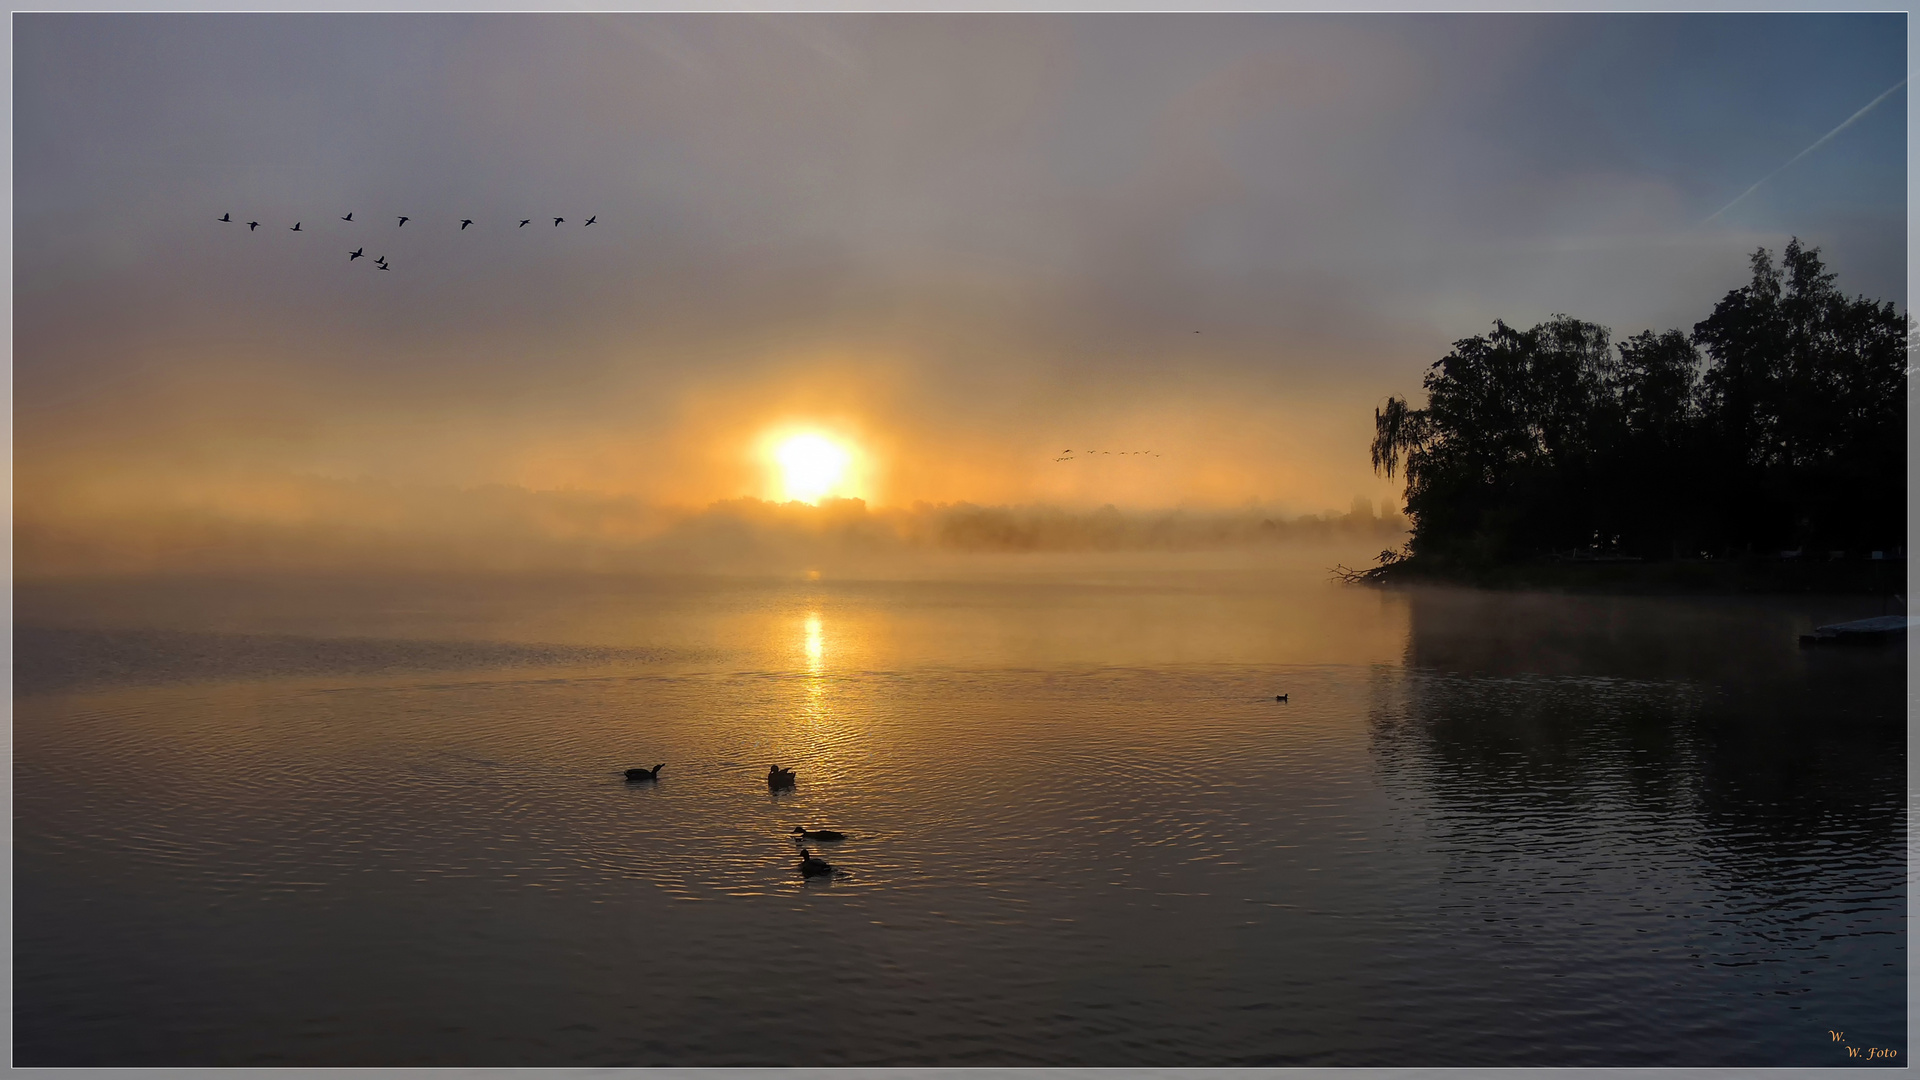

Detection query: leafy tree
(1616, 329), (1699, 448)
(1692, 239), (1907, 551)
(1372, 316), (1617, 561)
(1372, 240), (1905, 566)
(1612, 329), (1703, 556)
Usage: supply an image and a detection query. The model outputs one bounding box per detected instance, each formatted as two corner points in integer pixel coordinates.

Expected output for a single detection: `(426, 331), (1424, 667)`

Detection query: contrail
(1704, 74), (1909, 224)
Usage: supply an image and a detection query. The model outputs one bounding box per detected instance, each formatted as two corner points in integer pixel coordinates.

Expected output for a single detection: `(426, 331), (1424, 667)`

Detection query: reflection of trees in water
(1386, 588), (1905, 855)
(1373, 588), (1905, 954)
(1370, 669), (1705, 828)
(1397, 585), (1883, 684)
(1373, 667), (1903, 856)
(1683, 658), (1905, 893)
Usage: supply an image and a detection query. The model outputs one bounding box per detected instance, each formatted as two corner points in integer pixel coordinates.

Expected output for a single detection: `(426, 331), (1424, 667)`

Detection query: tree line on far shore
(1369, 240), (1907, 568)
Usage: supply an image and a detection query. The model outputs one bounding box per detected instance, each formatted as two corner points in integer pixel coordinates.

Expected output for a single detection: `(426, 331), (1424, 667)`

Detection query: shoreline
(1349, 556), (1908, 596)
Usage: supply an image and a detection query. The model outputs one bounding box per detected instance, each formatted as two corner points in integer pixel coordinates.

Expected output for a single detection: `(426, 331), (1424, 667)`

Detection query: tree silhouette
(1373, 241), (1905, 567)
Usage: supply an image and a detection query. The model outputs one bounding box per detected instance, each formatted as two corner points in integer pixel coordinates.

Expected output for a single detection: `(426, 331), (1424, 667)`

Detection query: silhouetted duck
(1275, 694), (1288, 702)
(797, 848), (834, 877)
(289, 222), (302, 231)
(625, 764), (664, 782)
(460, 219), (474, 230)
(792, 827), (845, 841)
(247, 221), (260, 231)
(397, 216), (409, 227)
(768, 765), (796, 791)
(341, 212), (354, 221)
(519, 219), (531, 227)
(584, 215), (597, 226)
(349, 248), (364, 261)
(218, 213), (231, 222)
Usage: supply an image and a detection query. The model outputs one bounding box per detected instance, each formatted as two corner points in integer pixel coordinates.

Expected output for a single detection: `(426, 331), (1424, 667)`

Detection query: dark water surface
(14, 564), (1907, 1065)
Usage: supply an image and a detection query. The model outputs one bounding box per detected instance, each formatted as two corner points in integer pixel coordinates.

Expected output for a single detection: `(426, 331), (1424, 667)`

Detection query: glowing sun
(772, 432), (855, 503)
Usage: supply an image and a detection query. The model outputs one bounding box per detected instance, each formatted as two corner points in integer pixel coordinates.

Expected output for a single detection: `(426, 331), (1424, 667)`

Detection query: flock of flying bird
(216, 211), (599, 272)
(1056, 449), (1163, 462)
(622, 762), (846, 878)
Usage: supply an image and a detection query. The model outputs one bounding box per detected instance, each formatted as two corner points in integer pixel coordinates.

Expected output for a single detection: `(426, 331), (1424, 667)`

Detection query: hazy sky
(14, 14), (1907, 559)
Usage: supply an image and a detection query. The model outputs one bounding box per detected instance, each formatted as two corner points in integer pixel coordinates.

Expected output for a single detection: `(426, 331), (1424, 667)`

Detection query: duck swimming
(797, 847), (835, 877)
(792, 827), (845, 842)
(767, 765), (796, 790)
(625, 764), (664, 782)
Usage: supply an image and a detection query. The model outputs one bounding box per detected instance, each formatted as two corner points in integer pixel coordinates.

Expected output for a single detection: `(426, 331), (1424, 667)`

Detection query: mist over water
(15, 488), (1408, 577)
(14, 554), (1905, 1066)
(15, 12), (1908, 1065)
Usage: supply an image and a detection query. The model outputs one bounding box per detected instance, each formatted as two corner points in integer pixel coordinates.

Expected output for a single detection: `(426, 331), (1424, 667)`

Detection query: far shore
(1345, 555), (1908, 596)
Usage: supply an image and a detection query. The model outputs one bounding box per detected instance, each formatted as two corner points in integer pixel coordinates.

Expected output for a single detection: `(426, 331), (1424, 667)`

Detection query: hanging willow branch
(1370, 395), (1429, 480)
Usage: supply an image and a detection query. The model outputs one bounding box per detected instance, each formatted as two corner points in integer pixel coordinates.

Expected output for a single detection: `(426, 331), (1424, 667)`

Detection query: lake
(13, 556), (1907, 1066)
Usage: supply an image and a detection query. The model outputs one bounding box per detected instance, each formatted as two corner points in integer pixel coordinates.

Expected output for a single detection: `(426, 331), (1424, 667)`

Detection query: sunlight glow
(773, 433), (854, 503)
(804, 613), (824, 673)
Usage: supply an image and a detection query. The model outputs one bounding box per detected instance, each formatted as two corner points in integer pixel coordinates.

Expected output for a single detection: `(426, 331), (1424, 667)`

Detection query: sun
(772, 432), (855, 503)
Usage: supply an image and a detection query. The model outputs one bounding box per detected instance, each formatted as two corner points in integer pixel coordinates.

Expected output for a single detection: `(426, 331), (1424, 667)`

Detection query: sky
(13, 13), (1908, 572)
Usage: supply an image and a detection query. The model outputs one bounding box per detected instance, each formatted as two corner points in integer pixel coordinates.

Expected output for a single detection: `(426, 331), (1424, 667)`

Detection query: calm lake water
(13, 557), (1908, 1066)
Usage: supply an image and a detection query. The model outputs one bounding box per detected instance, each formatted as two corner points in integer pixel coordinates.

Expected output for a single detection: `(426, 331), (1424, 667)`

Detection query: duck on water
(625, 764), (664, 782)
(792, 826), (845, 841)
(797, 847), (835, 877)
(768, 765), (796, 790)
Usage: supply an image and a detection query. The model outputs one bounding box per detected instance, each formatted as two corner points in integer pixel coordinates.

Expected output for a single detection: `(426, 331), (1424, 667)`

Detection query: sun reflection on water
(801, 612), (830, 742)
(804, 613), (824, 675)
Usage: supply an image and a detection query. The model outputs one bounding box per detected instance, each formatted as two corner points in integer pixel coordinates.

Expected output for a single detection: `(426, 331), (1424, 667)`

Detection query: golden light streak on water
(804, 613), (825, 674)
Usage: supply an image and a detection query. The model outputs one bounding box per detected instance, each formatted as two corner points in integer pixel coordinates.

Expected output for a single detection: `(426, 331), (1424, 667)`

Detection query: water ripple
(16, 607), (1906, 1066)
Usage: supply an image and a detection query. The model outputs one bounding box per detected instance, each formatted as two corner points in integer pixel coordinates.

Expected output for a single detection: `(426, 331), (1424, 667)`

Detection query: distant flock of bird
(1056, 449), (1164, 462)
(622, 761), (846, 878)
(216, 211), (599, 273)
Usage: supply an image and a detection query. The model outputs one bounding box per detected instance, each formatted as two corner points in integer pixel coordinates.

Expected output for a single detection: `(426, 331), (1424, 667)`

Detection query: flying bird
(341, 212), (354, 221)
(378, 264), (391, 271)
(289, 222), (302, 231)
(349, 248), (363, 261)
(397, 216), (409, 227)
(460, 219), (473, 230)
(247, 221), (260, 231)
(553, 217), (565, 226)
(218, 213), (231, 222)
(519, 219), (531, 227)
(583, 215), (597, 226)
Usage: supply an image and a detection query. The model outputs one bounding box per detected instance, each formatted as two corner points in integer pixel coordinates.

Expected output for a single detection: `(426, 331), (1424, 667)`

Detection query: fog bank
(18, 483), (1408, 578)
